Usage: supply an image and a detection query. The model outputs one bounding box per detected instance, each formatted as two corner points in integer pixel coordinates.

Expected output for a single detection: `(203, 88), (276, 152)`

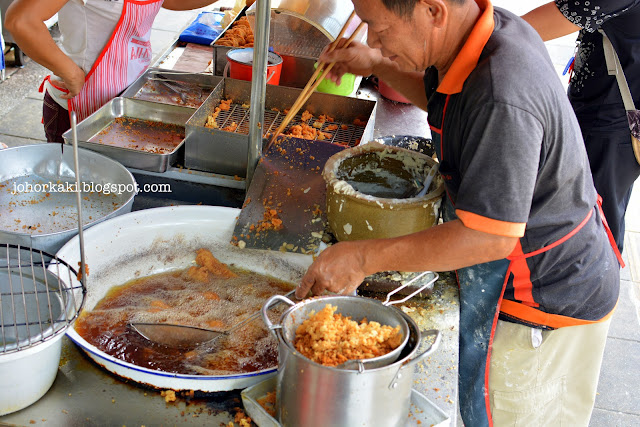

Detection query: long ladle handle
(228, 289), (295, 334)
(71, 112), (86, 285)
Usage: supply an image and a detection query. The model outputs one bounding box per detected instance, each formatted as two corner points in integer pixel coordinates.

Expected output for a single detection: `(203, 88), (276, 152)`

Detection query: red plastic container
(226, 48), (283, 85)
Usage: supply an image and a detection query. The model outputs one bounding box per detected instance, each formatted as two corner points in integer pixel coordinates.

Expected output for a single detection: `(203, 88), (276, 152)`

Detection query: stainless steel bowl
(0, 144), (136, 253)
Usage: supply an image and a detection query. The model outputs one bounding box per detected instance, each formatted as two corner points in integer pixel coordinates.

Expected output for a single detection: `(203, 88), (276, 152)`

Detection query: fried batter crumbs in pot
(293, 304), (403, 367)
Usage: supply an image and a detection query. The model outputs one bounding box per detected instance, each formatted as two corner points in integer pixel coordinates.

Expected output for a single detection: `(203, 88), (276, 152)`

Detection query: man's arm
(296, 219), (518, 298)
(4, 0), (85, 98)
(521, 2), (580, 41)
(162, 0), (221, 11)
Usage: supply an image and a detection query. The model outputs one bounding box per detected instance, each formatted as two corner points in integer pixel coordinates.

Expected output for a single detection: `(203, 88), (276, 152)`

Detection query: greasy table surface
(0, 277), (458, 427)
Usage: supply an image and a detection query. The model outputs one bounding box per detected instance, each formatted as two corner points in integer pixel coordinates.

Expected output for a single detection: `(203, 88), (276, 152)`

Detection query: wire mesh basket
(0, 243), (86, 355)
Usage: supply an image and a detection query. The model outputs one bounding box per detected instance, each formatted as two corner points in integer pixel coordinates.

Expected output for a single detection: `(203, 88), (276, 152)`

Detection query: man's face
(353, 0), (434, 72)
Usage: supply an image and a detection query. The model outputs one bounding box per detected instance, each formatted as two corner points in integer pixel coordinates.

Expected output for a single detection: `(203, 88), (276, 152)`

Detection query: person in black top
(296, 0), (623, 425)
(523, 0), (640, 253)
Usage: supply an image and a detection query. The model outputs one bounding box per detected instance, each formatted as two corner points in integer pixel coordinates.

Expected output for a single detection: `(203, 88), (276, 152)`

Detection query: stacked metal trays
(62, 69), (223, 172)
(185, 78), (377, 177)
(66, 73), (376, 176)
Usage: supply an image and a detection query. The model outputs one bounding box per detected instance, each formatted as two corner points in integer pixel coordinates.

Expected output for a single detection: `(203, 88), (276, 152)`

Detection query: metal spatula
(129, 290), (295, 348)
(231, 136), (345, 254)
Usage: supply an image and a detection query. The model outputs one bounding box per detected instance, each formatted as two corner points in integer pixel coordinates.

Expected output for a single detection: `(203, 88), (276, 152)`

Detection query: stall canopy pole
(246, 0), (272, 188)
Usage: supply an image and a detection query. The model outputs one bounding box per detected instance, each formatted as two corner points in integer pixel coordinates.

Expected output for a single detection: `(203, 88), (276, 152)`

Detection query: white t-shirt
(46, 0), (125, 108)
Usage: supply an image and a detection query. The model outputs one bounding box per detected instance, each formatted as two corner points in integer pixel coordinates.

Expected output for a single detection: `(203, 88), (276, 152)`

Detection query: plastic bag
(221, 0), (246, 27)
(179, 11), (225, 46)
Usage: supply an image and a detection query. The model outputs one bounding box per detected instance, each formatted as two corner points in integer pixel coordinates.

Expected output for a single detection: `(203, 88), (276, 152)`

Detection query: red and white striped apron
(43, 0), (163, 122)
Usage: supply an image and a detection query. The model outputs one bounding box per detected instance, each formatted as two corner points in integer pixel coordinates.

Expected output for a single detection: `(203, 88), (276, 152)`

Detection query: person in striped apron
(5, 0), (223, 143)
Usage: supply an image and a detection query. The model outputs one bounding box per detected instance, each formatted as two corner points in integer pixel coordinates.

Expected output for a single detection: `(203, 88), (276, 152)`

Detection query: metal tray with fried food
(62, 97), (194, 172)
(185, 78), (376, 177)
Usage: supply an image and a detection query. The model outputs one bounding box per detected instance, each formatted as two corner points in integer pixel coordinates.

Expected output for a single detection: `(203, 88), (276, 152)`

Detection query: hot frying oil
(74, 265), (292, 375)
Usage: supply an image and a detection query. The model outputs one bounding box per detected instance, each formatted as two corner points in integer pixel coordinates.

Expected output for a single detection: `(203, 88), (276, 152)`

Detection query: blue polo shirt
(424, 1), (619, 327)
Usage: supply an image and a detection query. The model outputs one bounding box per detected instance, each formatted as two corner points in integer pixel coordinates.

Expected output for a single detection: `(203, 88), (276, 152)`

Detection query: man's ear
(420, 0), (448, 28)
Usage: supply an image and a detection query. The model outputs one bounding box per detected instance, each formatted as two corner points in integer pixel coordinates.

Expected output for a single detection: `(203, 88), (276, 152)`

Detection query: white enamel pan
(55, 205), (313, 392)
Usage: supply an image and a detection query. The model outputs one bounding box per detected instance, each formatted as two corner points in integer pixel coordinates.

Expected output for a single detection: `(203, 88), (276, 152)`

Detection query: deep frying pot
(262, 296), (441, 427)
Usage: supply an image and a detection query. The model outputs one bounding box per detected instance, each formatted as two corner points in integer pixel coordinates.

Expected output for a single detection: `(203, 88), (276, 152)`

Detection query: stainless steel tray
(185, 78), (376, 176)
(0, 144), (136, 254)
(241, 376), (450, 427)
(121, 67), (223, 109)
(62, 97), (194, 172)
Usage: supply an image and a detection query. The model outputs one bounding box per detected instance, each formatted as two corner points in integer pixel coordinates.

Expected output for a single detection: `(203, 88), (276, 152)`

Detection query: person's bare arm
(521, 2), (580, 41)
(5, 0), (85, 98)
(162, 0), (221, 11)
(296, 219), (518, 298)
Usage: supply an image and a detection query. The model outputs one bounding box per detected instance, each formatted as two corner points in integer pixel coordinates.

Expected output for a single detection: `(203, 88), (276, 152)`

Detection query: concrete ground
(1, 1), (639, 425)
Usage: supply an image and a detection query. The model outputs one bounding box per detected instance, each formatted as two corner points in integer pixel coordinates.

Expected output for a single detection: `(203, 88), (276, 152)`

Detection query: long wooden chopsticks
(264, 14), (365, 152)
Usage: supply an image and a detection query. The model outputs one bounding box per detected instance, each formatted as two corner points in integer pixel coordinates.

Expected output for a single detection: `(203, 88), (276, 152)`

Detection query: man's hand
(296, 241), (370, 299)
(318, 40), (383, 86)
(295, 219), (519, 300)
(53, 65), (86, 99)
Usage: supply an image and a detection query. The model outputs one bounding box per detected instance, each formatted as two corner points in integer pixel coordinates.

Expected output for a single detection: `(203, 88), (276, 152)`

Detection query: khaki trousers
(488, 318), (611, 426)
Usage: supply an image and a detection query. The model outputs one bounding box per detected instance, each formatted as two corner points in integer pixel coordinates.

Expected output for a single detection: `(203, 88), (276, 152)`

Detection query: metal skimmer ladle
(129, 289), (295, 348)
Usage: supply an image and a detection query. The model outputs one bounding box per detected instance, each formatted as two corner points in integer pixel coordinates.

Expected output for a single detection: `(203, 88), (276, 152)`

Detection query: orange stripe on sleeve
(456, 209), (526, 237)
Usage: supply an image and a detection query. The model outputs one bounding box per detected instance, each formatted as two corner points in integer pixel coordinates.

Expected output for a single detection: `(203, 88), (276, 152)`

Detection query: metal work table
(0, 27), (459, 427)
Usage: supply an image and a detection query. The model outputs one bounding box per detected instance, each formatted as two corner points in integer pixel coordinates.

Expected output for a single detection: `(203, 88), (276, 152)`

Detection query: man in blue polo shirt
(295, 0), (623, 425)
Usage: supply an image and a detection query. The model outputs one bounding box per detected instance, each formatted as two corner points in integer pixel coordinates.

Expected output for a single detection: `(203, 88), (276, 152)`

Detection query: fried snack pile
(205, 98), (233, 129)
(294, 304), (403, 367)
(187, 248), (237, 282)
(286, 123), (332, 141)
(216, 17), (254, 47)
(279, 111), (336, 141)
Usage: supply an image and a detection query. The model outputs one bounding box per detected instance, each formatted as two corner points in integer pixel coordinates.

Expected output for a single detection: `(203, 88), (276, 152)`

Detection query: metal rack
(0, 244), (85, 355)
(209, 101), (365, 147)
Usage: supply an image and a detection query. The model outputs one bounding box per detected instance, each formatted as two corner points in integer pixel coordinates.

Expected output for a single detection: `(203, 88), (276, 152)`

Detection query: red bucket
(225, 48), (283, 85)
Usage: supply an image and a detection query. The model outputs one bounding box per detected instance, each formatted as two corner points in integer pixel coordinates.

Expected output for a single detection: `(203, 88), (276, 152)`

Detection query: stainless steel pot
(262, 295), (441, 427)
(0, 244), (86, 416)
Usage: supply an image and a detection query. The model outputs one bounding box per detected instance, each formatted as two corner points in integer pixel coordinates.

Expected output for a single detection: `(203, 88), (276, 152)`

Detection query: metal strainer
(262, 271), (438, 371)
(0, 243), (86, 355)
